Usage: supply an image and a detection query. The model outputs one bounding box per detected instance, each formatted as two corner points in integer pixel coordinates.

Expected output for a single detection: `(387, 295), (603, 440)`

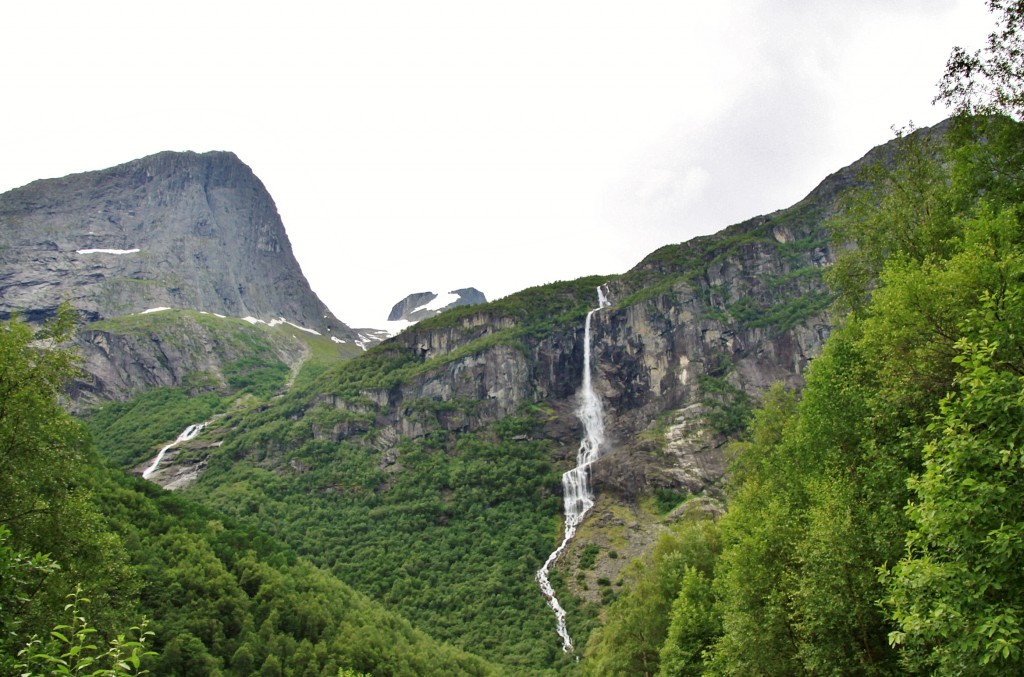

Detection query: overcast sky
(1, 1), (994, 327)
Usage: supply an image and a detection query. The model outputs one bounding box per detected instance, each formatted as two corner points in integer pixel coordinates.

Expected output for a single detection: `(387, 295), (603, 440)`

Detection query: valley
(4, 105), (1024, 674)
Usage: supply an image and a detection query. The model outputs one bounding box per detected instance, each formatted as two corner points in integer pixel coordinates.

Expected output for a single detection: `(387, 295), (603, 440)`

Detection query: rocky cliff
(0, 151), (366, 404)
(0, 150), (354, 340)
(381, 189), (835, 500)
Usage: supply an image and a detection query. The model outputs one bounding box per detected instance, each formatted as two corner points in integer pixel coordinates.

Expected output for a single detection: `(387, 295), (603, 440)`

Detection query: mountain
(0, 151), (366, 404)
(0, 150), (353, 336)
(8, 124), (948, 672)
(159, 125), (957, 667)
(387, 288), (488, 322)
(94, 126), (914, 668)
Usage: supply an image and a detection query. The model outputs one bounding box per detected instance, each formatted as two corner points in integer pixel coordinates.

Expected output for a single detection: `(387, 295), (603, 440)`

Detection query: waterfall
(142, 423), (206, 480)
(536, 285), (611, 653)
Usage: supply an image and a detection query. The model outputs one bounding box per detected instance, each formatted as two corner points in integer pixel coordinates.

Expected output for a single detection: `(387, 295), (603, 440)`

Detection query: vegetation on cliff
(585, 89), (1024, 677)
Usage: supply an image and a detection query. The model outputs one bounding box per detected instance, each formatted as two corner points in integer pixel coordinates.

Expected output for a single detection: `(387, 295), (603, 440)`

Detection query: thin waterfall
(142, 423), (206, 480)
(536, 285), (611, 653)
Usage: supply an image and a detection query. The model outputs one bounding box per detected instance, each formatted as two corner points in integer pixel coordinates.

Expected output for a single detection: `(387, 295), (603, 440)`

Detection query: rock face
(0, 151), (355, 340)
(387, 288), (487, 322)
(331, 123), (912, 503)
(66, 311), (318, 407)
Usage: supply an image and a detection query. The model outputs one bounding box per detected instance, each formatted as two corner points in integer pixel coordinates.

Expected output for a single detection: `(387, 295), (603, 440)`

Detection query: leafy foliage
(0, 310), (141, 671)
(15, 586), (155, 676)
(2, 309), (499, 675)
(938, 0), (1024, 117)
(179, 407), (580, 671)
(84, 387), (225, 467)
(89, 460), (498, 676)
(884, 290), (1024, 673)
(583, 512), (720, 676)
(702, 120), (1024, 675)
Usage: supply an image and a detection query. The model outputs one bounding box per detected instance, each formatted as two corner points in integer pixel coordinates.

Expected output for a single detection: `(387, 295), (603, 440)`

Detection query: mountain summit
(0, 150), (355, 340)
(387, 288), (487, 323)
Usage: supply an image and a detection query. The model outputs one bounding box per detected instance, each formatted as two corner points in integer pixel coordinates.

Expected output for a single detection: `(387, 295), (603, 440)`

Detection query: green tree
(13, 585), (154, 676)
(658, 567), (718, 677)
(0, 308), (83, 540)
(0, 309), (139, 664)
(884, 291), (1024, 674)
(826, 124), (956, 316)
(709, 105), (1024, 673)
(937, 0), (1024, 117)
(707, 383), (812, 675)
(584, 514), (720, 676)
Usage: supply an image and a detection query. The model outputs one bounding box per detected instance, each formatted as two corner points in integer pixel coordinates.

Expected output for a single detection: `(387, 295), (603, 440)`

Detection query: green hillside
(584, 113), (1024, 673)
(7, 4), (1024, 674)
(0, 309), (497, 676)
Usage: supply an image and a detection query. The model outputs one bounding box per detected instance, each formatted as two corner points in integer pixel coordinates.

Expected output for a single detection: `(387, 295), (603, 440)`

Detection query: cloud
(0, 1), (996, 327)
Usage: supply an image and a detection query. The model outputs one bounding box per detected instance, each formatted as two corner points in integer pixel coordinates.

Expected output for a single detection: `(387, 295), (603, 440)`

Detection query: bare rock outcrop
(0, 151), (354, 340)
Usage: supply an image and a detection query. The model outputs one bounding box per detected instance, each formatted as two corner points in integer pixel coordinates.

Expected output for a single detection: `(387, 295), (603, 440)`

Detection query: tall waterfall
(536, 285), (611, 653)
(142, 423), (206, 480)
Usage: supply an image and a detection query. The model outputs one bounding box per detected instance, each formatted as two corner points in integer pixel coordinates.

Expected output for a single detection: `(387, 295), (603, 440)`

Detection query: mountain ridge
(167, 124), (955, 662)
(145, 119), (891, 663)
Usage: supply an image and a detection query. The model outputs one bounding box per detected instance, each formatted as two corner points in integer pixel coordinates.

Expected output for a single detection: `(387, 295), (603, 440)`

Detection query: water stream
(536, 286), (610, 653)
(142, 423), (206, 480)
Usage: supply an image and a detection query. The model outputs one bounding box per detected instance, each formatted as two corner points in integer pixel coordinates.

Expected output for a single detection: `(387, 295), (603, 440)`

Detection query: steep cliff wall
(68, 310), (324, 408)
(0, 151), (354, 339)
(0, 151), (364, 403)
(342, 183), (839, 503)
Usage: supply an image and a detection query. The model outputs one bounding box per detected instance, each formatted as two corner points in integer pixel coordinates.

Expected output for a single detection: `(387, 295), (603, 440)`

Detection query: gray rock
(387, 287), (487, 322)
(0, 150), (355, 340)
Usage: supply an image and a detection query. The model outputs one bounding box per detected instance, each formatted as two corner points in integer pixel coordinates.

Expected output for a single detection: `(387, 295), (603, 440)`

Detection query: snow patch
(354, 328), (393, 351)
(279, 319), (321, 336)
(380, 319), (414, 337)
(76, 248), (140, 255)
(141, 307), (171, 314)
(410, 291), (461, 316)
(243, 316), (322, 336)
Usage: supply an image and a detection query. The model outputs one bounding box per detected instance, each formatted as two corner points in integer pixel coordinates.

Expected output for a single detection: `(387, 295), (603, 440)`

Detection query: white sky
(0, 1), (994, 327)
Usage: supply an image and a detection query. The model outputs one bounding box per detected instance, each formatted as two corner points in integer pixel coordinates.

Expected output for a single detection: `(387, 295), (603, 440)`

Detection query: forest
(3, 2), (1024, 675)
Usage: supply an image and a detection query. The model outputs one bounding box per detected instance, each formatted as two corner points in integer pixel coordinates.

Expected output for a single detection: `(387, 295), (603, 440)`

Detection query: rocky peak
(387, 287), (487, 322)
(0, 150), (355, 340)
